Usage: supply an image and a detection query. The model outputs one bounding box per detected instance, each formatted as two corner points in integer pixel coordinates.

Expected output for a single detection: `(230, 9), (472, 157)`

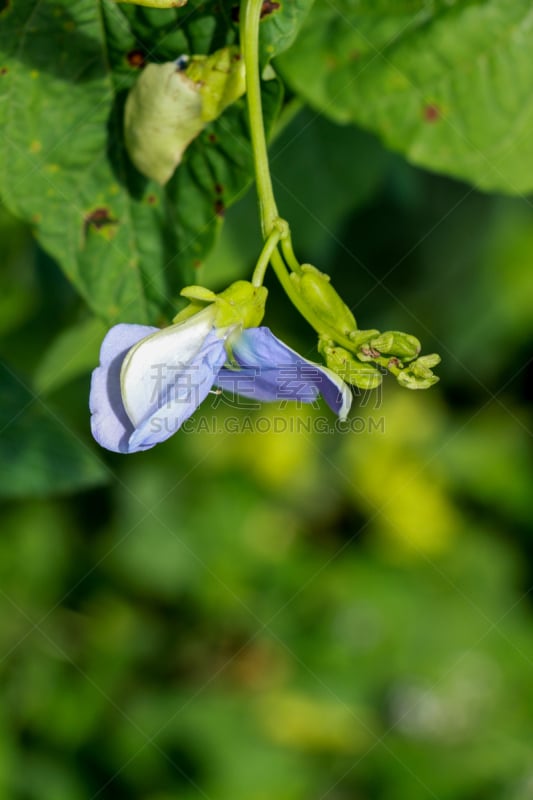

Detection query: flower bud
(415, 353), (441, 369)
(347, 329), (380, 349)
(321, 343), (382, 390)
(370, 331), (421, 362)
(396, 358), (440, 390)
(290, 264), (357, 338)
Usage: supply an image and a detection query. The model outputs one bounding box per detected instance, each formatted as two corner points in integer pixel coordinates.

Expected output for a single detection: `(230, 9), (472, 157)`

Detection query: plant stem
(240, 0), (278, 236)
(241, 0), (353, 349)
(280, 236), (302, 273)
(251, 227), (282, 287)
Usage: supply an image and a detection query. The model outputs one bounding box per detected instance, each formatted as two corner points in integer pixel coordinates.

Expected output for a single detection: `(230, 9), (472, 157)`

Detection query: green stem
(280, 236), (302, 273)
(240, 0), (278, 236)
(251, 227), (283, 287)
(241, 0), (353, 349)
(376, 355), (402, 376)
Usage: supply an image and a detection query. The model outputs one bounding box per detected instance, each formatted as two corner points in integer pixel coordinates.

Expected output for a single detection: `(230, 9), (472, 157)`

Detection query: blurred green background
(1, 110), (533, 800)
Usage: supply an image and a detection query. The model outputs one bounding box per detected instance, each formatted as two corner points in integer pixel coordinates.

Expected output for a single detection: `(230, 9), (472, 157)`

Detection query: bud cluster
(289, 263), (440, 391)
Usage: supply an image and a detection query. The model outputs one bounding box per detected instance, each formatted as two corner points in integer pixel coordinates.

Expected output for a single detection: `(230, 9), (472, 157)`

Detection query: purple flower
(90, 314), (352, 453)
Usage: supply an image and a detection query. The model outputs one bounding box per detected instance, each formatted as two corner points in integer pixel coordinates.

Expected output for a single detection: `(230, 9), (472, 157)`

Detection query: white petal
(120, 307), (219, 427)
(127, 335), (228, 450)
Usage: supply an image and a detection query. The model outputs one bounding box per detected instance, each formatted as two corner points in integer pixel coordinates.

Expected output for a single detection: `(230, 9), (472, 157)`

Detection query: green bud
(347, 329), (380, 350)
(290, 264), (357, 339)
(370, 331), (421, 362)
(396, 358), (440, 390)
(411, 363), (433, 381)
(397, 370), (440, 390)
(321, 343), (382, 390)
(415, 353), (441, 369)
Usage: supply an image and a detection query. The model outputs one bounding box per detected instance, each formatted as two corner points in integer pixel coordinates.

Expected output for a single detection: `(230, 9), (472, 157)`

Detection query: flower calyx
(175, 279), (268, 330)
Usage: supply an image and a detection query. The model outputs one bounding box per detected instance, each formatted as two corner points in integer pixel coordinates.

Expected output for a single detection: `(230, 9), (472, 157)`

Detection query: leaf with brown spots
(0, 0), (166, 323)
(0, 0), (306, 323)
(126, 49), (146, 68)
(84, 207), (118, 234)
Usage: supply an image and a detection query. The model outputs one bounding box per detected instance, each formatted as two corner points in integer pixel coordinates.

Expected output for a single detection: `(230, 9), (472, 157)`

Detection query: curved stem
(280, 235), (302, 273)
(240, 0), (278, 236)
(251, 226), (283, 287)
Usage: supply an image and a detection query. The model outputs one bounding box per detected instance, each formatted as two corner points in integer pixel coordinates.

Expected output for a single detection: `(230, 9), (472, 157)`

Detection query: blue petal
(90, 324), (159, 453)
(127, 331), (228, 450)
(216, 327), (352, 419)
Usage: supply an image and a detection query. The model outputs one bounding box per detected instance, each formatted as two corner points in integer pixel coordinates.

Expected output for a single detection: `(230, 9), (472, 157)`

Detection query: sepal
(176, 280), (268, 329)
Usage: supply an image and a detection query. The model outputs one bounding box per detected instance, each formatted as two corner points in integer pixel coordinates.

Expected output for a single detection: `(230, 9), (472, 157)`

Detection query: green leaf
(257, 0), (316, 63)
(0, 363), (107, 497)
(0, 209), (37, 337)
(277, 0), (533, 193)
(33, 317), (108, 395)
(0, 0), (310, 324)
